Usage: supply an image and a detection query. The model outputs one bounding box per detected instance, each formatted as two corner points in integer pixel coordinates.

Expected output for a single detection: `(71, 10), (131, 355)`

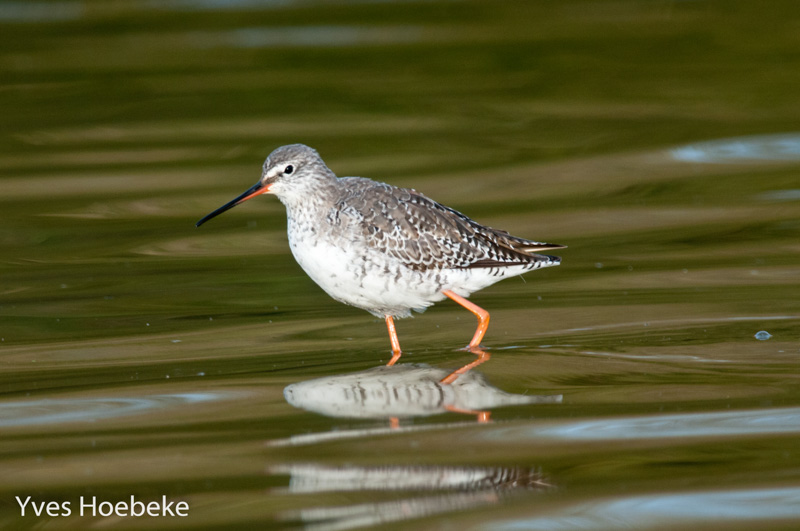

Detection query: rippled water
(2, 1), (800, 529)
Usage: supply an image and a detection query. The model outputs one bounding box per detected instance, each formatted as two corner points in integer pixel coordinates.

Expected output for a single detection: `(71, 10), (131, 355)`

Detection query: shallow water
(2, 1), (800, 529)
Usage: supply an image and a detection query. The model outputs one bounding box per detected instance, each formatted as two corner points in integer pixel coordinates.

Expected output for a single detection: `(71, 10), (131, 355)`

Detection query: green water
(2, 0), (800, 529)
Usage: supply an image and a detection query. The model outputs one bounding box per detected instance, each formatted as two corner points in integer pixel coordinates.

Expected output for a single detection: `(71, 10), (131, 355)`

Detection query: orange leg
(443, 290), (490, 348)
(385, 315), (402, 366)
(440, 346), (491, 384)
(440, 290), (493, 384)
(444, 405), (492, 423)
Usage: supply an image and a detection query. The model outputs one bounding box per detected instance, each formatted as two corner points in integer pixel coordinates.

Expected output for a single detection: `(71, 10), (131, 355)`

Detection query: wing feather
(334, 178), (564, 271)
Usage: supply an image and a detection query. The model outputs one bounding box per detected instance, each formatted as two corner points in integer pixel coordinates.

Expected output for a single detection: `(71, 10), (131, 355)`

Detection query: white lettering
(175, 500), (189, 516)
(16, 496), (71, 517)
(44, 501), (62, 517)
(161, 495), (175, 517)
(98, 501), (114, 517)
(15, 496), (31, 516)
(114, 500), (128, 517)
(130, 497), (146, 517)
(17, 495), (187, 518)
(80, 495), (96, 516)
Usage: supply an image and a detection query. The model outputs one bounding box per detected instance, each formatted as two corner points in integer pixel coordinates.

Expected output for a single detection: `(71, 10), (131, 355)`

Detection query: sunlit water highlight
(671, 132), (800, 163)
(482, 407), (800, 442)
(0, 393), (226, 427)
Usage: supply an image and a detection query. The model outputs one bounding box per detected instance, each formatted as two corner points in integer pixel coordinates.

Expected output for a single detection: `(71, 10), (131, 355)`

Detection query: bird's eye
(284, 165), (294, 175)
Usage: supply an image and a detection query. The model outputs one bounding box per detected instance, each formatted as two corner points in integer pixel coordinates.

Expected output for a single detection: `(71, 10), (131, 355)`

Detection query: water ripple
(490, 487), (800, 530)
(671, 132), (800, 163)
(0, 393), (224, 427)
(188, 25), (423, 49)
(483, 407), (800, 442)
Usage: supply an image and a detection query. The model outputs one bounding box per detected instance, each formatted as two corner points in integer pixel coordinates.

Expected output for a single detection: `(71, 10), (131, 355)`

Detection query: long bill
(195, 181), (271, 227)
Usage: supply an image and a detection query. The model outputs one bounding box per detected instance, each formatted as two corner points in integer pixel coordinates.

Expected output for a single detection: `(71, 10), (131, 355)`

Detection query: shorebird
(197, 144), (564, 375)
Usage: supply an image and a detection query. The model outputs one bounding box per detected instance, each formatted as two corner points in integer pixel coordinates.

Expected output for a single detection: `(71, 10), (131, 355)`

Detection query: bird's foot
(457, 344), (490, 352)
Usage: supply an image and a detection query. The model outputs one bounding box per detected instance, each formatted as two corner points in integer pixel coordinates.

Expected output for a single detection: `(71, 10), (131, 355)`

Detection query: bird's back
(330, 176), (564, 273)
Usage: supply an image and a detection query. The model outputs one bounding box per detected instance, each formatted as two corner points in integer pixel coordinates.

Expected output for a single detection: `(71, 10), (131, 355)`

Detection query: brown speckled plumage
(331, 177), (562, 272)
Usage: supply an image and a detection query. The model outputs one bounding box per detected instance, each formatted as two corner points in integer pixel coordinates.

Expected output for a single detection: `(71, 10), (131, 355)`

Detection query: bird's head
(195, 144), (334, 227)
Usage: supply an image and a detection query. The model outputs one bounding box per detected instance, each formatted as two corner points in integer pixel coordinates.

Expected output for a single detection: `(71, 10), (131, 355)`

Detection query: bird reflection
(272, 364), (559, 530)
(272, 462), (550, 493)
(270, 463), (551, 531)
(283, 363), (561, 426)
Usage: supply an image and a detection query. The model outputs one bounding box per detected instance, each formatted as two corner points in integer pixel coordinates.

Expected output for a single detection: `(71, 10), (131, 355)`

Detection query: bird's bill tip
(195, 181), (271, 227)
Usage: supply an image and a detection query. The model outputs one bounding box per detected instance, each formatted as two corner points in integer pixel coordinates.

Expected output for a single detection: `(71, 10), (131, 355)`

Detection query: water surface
(1, 1), (799, 529)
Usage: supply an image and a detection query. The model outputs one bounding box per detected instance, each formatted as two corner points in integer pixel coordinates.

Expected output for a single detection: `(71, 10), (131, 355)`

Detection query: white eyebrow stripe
(265, 166), (283, 179)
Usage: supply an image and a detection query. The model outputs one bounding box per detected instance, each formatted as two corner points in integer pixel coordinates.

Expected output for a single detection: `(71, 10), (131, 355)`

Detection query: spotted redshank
(197, 144), (564, 373)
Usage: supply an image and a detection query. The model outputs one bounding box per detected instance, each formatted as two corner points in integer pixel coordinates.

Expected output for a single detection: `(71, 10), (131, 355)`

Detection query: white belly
(289, 230), (448, 317)
(285, 214), (551, 318)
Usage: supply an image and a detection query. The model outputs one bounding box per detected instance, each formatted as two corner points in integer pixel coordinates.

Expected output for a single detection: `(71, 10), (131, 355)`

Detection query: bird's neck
(279, 177), (339, 225)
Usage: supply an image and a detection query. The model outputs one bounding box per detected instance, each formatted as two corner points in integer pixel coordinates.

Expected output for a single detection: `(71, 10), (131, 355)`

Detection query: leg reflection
(440, 346), (491, 385)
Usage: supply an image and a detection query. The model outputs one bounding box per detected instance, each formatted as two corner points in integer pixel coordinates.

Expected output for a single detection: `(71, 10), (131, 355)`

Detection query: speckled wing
(334, 178), (564, 272)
